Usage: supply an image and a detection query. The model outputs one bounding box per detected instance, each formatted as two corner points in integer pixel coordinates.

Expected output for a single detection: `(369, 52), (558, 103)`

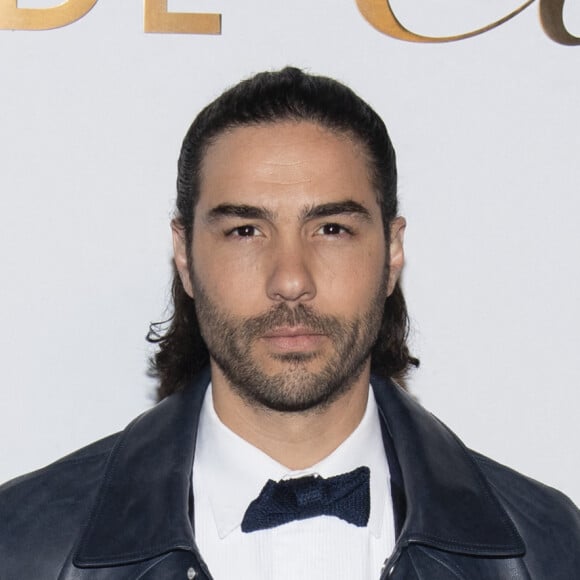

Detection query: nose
(265, 237), (316, 303)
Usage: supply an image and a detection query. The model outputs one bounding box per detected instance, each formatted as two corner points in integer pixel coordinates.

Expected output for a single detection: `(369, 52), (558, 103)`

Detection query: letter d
(0, 0), (97, 31)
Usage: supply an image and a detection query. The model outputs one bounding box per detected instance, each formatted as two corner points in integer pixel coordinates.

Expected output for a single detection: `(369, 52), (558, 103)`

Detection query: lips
(262, 326), (324, 338)
(261, 326), (326, 351)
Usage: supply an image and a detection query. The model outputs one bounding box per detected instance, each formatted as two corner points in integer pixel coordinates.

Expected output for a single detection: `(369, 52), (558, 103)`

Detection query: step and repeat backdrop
(1, 1), (579, 502)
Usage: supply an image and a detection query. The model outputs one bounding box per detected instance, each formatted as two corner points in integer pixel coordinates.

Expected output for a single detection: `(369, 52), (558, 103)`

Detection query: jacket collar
(75, 369), (524, 567)
(74, 367), (210, 567)
(371, 375), (524, 557)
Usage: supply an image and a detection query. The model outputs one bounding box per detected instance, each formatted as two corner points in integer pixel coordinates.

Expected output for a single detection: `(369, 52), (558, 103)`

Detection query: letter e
(144, 0), (221, 34)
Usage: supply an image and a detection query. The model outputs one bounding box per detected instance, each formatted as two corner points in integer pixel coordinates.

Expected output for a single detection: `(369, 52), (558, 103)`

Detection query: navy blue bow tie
(241, 466), (370, 533)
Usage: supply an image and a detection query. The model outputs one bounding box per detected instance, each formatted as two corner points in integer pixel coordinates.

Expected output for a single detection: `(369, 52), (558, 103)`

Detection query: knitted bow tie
(241, 466), (370, 533)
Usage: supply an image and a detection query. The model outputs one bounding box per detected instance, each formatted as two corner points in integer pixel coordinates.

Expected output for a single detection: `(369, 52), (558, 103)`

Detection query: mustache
(241, 303), (344, 338)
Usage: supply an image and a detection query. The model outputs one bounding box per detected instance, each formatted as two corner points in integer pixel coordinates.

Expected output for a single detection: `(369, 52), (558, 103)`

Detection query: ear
(171, 219), (194, 298)
(387, 216), (406, 296)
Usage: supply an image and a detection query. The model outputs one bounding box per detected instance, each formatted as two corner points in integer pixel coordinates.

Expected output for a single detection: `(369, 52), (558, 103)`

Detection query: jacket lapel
(74, 368), (211, 568)
(371, 376), (525, 558)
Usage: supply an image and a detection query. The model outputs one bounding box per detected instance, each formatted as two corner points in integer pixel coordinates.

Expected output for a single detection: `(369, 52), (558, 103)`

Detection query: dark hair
(148, 67), (418, 401)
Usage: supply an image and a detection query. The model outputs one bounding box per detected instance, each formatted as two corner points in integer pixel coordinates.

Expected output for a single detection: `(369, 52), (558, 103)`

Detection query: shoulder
(0, 431), (119, 498)
(471, 450), (579, 522)
(471, 450), (580, 574)
(0, 433), (119, 577)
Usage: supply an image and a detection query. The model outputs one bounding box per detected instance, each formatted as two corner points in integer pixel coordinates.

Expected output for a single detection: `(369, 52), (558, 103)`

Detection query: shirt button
(187, 567), (197, 579)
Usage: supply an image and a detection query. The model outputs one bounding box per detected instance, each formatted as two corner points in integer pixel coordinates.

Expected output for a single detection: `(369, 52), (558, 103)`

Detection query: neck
(210, 362), (370, 470)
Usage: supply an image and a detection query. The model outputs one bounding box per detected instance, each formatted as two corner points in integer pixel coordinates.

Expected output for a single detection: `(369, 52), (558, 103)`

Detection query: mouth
(262, 326), (324, 338)
(260, 326), (326, 351)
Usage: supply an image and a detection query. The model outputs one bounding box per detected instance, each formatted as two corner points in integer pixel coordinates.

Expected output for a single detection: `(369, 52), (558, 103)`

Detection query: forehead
(196, 121), (378, 214)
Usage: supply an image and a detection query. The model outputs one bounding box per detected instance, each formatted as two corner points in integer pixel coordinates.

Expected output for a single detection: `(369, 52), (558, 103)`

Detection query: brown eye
(318, 223), (350, 236)
(229, 225), (259, 237)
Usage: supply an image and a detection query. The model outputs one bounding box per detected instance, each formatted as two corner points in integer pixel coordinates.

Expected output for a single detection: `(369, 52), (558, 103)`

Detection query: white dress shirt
(192, 384), (395, 579)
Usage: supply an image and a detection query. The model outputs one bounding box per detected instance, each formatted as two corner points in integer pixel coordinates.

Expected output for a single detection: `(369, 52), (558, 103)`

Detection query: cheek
(192, 242), (267, 315)
(315, 243), (387, 306)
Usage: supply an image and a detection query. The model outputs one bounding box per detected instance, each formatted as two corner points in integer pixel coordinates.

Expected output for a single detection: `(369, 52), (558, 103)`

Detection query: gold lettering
(0, 0), (97, 30)
(540, 0), (580, 44)
(356, 0), (536, 42)
(144, 0), (220, 34)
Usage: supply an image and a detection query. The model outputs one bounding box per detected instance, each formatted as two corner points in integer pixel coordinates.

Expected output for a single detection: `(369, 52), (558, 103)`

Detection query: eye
(227, 225), (262, 237)
(316, 223), (352, 236)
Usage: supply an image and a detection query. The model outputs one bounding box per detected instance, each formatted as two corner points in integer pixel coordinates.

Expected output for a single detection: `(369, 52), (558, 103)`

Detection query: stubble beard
(191, 272), (388, 414)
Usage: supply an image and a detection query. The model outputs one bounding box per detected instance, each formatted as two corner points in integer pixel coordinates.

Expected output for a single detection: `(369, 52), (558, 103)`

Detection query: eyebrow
(204, 199), (372, 224)
(205, 204), (276, 223)
(301, 200), (372, 222)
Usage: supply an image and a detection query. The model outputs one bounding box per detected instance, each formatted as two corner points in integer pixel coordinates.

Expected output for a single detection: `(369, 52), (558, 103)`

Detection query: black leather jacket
(1, 369), (579, 579)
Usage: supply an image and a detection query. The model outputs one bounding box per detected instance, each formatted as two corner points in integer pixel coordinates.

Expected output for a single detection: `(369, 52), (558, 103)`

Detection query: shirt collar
(194, 384), (390, 539)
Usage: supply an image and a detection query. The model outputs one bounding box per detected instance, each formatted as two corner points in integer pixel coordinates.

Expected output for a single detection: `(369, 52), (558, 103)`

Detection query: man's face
(174, 121), (404, 413)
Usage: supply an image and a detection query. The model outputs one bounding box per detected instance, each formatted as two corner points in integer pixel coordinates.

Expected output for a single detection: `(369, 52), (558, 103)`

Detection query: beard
(191, 272), (387, 414)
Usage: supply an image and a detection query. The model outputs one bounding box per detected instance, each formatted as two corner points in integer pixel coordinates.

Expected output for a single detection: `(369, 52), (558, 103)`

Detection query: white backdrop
(1, 1), (578, 504)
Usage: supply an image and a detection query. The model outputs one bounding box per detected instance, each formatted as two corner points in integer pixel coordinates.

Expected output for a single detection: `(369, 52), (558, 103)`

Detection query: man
(1, 68), (578, 579)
